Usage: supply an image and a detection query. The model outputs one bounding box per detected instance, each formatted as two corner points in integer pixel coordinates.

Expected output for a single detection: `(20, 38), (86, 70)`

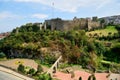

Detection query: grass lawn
(101, 60), (120, 67)
(86, 26), (118, 37)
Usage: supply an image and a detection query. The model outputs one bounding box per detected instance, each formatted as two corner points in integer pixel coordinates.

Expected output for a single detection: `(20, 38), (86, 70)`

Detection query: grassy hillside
(0, 24), (120, 72)
(86, 26), (118, 37)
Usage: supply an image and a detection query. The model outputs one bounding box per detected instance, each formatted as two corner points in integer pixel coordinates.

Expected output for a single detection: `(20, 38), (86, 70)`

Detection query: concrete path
(0, 71), (24, 80)
(0, 66), (34, 80)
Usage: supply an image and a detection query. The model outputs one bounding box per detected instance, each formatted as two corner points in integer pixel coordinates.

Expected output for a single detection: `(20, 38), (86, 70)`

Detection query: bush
(39, 73), (52, 80)
(28, 68), (36, 75)
(37, 64), (43, 74)
(44, 54), (56, 64)
(17, 64), (25, 73)
(0, 52), (6, 58)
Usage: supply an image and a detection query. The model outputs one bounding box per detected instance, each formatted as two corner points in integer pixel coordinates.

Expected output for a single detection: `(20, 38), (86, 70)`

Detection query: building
(101, 15), (120, 25)
(0, 32), (10, 40)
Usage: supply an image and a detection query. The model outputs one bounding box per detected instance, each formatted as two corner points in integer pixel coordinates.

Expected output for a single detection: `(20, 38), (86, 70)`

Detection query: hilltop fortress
(43, 17), (101, 31)
(36, 17), (102, 31)
(14, 15), (120, 32)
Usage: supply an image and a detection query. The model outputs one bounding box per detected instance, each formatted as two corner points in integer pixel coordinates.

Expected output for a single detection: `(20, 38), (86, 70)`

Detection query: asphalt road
(0, 71), (24, 80)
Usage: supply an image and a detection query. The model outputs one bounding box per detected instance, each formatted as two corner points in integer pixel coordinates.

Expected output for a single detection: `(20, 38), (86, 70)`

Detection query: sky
(0, 0), (120, 33)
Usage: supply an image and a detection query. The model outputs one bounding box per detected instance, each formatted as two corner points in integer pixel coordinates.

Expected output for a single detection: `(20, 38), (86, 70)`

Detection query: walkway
(0, 66), (34, 80)
(0, 71), (24, 80)
(53, 71), (108, 80)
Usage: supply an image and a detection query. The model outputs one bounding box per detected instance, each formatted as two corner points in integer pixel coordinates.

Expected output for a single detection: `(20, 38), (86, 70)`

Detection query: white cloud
(12, 0), (114, 13)
(0, 11), (48, 20)
(0, 11), (21, 20)
(96, 0), (114, 10)
(31, 13), (48, 19)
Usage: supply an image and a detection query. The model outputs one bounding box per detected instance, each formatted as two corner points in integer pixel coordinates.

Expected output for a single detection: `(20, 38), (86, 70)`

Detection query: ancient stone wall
(45, 17), (101, 31)
(88, 20), (101, 30)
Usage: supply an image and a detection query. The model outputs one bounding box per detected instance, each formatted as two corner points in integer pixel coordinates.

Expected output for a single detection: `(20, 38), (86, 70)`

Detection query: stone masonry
(44, 16), (101, 31)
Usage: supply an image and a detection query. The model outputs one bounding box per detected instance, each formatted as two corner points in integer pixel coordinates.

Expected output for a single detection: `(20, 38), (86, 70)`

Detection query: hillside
(101, 15), (120, 25)
(86, 26), (118, 37)
(0, 24), (120, 73)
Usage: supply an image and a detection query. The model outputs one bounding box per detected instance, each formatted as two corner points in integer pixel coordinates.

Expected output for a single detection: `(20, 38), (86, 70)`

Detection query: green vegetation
(0, 52), (6, 58)
(38, 73), (52, 80)
(37, 64), (43, 74)
(17, 64), (25, 73)
(104, 44), (120, 63)
(0, 23), (120, 79)
(28, 68), (36, 75)
(17, 64), (38, 76)
(0, 27), (105, 69)
(87, 26), (118, 37)
(86, 25), (120, 72)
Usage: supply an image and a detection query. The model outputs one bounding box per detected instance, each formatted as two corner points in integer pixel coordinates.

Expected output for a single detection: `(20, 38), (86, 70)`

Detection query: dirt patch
(0, 59), (38, 70)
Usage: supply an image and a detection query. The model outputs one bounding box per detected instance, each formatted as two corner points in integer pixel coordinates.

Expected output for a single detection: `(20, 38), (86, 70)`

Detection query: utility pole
(52, 2), (54, 18)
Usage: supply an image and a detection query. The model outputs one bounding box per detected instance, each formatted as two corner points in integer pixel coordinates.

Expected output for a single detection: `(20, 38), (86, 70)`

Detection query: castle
(42, 16), (101, 31)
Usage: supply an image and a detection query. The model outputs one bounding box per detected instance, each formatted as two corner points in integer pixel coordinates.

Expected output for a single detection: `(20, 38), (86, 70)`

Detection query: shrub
(28, 68), (36, 75)
(0, 52), (6, 58)
(89, 33), (92, 38)
(44, 54), (56, 64)
(17, 64), (25, 73)
(37, 64), (43, 74)
(39, 73), (52, 80)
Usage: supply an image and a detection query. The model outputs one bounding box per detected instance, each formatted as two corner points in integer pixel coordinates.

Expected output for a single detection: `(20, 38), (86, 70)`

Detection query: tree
(99, 18), (105, 24)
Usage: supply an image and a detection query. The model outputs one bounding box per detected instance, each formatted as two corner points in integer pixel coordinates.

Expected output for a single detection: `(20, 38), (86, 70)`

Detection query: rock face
(101, 15), (120, 25)
(44, 17), (101, 31)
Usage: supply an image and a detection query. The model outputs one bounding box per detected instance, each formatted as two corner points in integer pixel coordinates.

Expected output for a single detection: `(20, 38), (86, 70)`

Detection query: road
(0, 71), (24, 80)
(0, 66), (34, 80)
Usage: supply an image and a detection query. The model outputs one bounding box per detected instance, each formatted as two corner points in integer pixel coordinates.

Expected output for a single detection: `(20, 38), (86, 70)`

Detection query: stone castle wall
(88, 20), (100, 30)
(44, 17), (101, 31)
